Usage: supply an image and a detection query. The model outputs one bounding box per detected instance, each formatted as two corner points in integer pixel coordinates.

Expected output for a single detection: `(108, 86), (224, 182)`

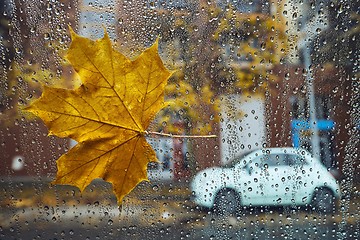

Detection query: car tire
(214, 189), (240, 216)
(311, 188), (335, 213)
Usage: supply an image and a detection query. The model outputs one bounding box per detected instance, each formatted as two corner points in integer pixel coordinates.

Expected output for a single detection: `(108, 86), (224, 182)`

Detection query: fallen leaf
(26, 27), (173, 204)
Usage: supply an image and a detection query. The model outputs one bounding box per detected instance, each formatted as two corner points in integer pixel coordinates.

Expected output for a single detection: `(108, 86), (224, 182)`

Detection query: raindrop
(152, 185), (159, 191)
(44, 33), (50, 40)
(292, 12), (297, 19)
(285, 72), (290, 80)
(260, 42), (266, 51)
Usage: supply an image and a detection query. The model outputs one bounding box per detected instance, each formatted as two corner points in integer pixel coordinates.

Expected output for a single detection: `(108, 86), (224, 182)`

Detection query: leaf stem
(145, 131), (217, 138)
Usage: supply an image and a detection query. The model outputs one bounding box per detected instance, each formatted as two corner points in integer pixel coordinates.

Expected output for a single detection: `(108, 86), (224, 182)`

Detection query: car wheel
(214, 189), (240, 216)
(311, 188), (335, 213)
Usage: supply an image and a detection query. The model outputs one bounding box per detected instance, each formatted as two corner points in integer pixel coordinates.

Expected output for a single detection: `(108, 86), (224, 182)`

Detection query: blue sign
(291, 119), (335, 147)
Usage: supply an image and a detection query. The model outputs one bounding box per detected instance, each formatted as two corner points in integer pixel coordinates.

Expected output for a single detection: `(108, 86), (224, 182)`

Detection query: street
(0, 180), (359, 239)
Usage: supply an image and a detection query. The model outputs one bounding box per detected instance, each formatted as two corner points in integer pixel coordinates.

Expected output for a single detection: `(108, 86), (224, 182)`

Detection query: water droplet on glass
(292, 12), (297, 19)
(260, 42), (266, 51)
(44, 33), (50, 40)
(152, 185), (159, 191)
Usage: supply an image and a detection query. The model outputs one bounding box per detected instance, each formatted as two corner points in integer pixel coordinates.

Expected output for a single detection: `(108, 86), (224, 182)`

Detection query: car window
(243, 159), (262, 175)
(266, 153), (308, 167)
(224, 150), (255, 168)
(249, 153), (288, 168)
(244, 155), (268, 172)
(284, 153), (307, 166)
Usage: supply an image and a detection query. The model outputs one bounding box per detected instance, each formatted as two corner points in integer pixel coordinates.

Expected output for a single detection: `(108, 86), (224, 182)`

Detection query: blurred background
(0, 0), (359, 239)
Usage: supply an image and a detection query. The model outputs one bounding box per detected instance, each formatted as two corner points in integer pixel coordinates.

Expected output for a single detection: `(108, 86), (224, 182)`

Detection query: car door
(285, 153), (313, 205)
(260, 153), (296, 206)
(235, 153), (302, 207)
(238, 157), (268, 206)
(240, 154), (289, 206)
(269, 153), (313, 205)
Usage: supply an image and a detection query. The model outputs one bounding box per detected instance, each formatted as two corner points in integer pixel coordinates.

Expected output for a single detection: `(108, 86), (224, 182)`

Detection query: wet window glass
(1, 0), (359, 239)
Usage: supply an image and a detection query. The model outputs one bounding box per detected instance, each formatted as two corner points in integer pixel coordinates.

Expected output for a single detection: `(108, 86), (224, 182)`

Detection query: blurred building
(0, 0), (357, 182)
(267, 0), (359, 178)
(135, 0), (358, 179)
(0, 0), (78, 179)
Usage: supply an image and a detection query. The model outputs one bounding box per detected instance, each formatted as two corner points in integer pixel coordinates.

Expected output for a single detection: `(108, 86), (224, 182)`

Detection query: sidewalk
(0, 178), (192, 209)
(1, 177), (360, 209)
(1, 178), (359, 237)
(0, 178), (194, 230)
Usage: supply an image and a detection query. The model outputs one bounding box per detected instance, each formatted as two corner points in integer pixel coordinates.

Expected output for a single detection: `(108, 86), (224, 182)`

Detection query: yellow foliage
(155, 80), (218, 135)
(14, 64), (78, 89)
(211, 3), (289, 94)
(26, 28), (173, 204)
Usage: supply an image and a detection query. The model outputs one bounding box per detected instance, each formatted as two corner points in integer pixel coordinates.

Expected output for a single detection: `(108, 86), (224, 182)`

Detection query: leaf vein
(78, 95), (101, 120)
(140, 60), (153, 123)
(57, 134), (140, 181)
(40, 109), (139, 132)
(57, 119), (91, 134)
(78, 124), (109, 140)
(80, 47), (142, 130)
(118, 136), (141, 196)
(144, 93), (163, 112)
(55, 95), (82, 117)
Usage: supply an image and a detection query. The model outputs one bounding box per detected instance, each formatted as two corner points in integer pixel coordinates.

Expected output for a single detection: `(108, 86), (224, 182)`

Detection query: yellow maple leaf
(26, 28), (173, 204)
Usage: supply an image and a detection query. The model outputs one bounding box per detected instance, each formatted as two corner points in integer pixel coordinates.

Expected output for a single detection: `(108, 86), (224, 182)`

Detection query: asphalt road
(1, 198), (359, 240)
(0, 180), (359, 240)
(0, 210), (358, 239)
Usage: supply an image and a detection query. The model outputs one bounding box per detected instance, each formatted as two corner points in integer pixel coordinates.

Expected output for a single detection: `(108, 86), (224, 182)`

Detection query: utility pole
(303, 45), (321, 159)
(299, 1), (327, 159)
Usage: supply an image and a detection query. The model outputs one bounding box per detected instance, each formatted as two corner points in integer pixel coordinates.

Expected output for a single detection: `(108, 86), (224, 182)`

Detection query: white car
(191, 148), (340, 214)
